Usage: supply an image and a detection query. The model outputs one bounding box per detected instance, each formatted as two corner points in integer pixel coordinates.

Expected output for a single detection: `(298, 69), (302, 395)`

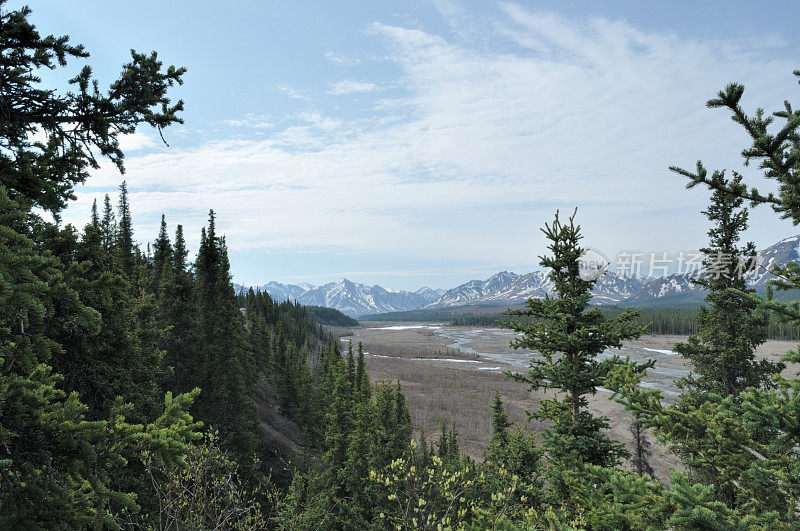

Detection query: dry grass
(327, 323), (800, 485)
(364, 354), (681, 484)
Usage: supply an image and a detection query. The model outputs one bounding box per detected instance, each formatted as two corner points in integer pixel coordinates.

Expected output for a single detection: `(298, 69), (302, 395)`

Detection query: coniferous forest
(3, 3), (800, 529)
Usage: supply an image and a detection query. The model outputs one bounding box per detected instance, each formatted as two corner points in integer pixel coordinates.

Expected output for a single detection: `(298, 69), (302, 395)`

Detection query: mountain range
(234, 235), (800, 317)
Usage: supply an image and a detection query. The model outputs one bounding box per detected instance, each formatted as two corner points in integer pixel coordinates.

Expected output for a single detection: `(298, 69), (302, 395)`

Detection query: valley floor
(332, 323), (800, 484)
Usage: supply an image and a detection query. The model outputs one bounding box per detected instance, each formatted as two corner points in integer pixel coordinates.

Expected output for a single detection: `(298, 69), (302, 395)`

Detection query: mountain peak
(245, 234), (800, 315)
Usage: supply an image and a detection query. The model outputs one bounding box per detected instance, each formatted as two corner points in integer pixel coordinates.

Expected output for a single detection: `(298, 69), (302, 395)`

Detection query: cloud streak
(328, 79), (378, 95)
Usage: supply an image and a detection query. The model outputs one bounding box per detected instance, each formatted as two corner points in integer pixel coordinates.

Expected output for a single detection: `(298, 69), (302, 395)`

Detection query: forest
(3, 3), (800, 529)
(452, 306), (800, 340)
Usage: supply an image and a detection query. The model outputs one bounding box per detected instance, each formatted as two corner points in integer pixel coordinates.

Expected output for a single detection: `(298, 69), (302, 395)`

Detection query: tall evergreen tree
(504, 210), (647, 468)
(616, 71), (800, 516)
(346, 340), (356, 388)
(51, 211), (164, 421)
(90, 198), (99, 227)
(160, 224), (198, 394)
(674, 171), (782, 397)
(194, 210), (259, 459)
(0, 0), (185, 215)
(356, 341), (369, 395)
(116, 181), (136, 278)
(152, 214), (173, 293)
(629, 415), (654, 478)
(489, 392), (511, 451)
(101, 194), (116, 253)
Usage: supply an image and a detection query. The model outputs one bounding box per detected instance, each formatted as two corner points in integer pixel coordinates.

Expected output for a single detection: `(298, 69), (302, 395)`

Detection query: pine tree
(629, 415), (654, 478)
(90, 198), (99, 227)
(244, 290), (272, 372)
(101, 194), (116, 253)
(670, 71), (800, 364)
(674, 171), (782, 397)
(447, 423), (460, 464)
(489, 392), (511, 452)
(346, 340), (356, 388)
(51, 210), (164, 421)
(626, 70), (800, 518)
(116, 181), (136, 278)
(394, 383), (412, 453)
(438, 420), (449, 461)
(323, 364), (353, 479)
(0, 187), (201, 527)
(161, 224), (198, 394)
(419, 426), (430, 468)
(152, 214), (173, 293)
(0, 3), (204, 525)
(193, 211), (259, 459)
(504, 210), (647, 468)
(356, 341), (369, 395)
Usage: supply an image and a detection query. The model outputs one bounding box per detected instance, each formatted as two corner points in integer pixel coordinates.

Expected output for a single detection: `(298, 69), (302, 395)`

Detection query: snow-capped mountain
(415, 286), (446, 302)
(297, 279), (428, 317)
(623, 274), (705, 306)
(238, 235), (800, 315)
(233, 281), (314, 300)
(748, 234), (800, 289)
(425, 271), (549, 308)
(241, 279), (428, 317)
(591, 273), (647, 304)
(258, 281), (314, 301)
(424, 270), (641, 308)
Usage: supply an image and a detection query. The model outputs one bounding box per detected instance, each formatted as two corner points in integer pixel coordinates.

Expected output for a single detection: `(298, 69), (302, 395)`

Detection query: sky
(18, 0), (800, 290)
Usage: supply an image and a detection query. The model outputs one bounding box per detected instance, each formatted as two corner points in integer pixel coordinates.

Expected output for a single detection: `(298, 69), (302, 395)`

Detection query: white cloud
(65, 5), (798, 266)
(118, 131), (157, 151)
(222, 113), (272, 129)
(297, 111), (342, 131)
(328, 79), (377, 95)
(324, 50), (361, 65)
(276, 84), (309, 100)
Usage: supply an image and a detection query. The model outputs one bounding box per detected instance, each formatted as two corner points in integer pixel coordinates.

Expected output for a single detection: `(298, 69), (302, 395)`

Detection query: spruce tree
(116, 181), (136, 278)
(394, 383), (412, 453)
(356, 341), (369, 395)
(193, 211), (259, 459)
(674, 171), (782, 397)
(447, 423), (460, 464)
(90, 198), (99, 227)
(629, 415), (654, 478)
(418, 426), (430, 467)
(438, 420), (449, 461)
(0, 3), (205, 524)
(346, 340), (356, 388)
(622, 69), (800, 517)
(161, 224), (198, 394)
(0, 188), (201, 527)
(101, 194), (116, 253)
(152, 214), (173, 293)
(489, 392), (511, 451)
(51, 210), (164, 421)
(504, 210), (647, 468)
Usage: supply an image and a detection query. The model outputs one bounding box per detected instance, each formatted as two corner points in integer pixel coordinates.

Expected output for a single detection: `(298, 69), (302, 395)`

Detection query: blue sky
(19, 0), (800, 290)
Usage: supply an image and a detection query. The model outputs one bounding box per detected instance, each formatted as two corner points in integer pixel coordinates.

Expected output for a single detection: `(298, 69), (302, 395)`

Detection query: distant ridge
(235, 235), (800, 317)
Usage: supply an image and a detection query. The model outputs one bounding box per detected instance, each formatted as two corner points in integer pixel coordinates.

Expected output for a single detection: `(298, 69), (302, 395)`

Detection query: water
(429, 326), (687, 397)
